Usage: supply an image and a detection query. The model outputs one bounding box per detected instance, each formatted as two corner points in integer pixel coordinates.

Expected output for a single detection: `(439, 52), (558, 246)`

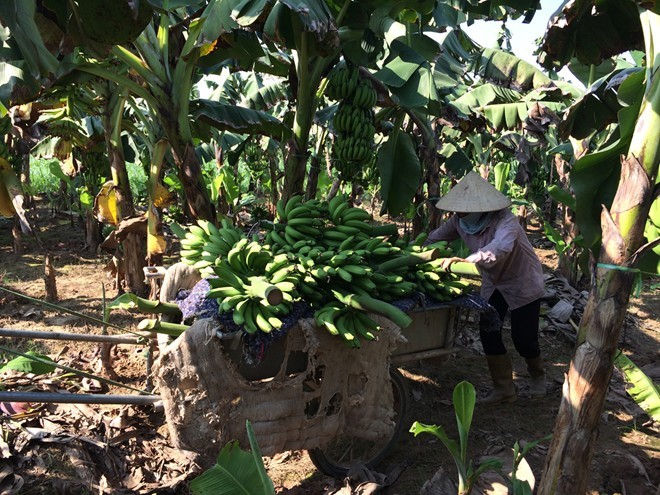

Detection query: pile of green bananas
(173, 195), (472, 347)
(173, 218), (299, 334)
(325, 63), (378, 182)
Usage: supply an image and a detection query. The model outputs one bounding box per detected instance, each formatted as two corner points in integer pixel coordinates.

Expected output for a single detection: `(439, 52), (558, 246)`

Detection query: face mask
(459, 212), (491, 234)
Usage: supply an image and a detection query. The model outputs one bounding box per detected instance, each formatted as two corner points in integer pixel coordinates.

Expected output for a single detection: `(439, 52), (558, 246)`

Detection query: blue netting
(445, 293), (498, 313)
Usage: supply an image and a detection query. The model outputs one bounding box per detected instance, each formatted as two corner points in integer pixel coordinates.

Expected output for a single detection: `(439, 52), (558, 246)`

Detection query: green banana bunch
(334, 105), (373, 135)
(325, 65), (360, 101)
(232, 298), (286, 334)
(205, 246), (301, 333)
(328, 62), (377, 184)
(335, 136), (372, 163)
(271, 195), (327, 247)
(352, 80), (378, 109)
(333, 104), (373, 134)
(314, 303), (382, 348)
(172, 218), (245, 277)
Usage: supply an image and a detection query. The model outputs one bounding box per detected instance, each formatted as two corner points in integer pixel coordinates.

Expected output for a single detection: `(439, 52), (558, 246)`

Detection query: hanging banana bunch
(326, 63), (378, 182)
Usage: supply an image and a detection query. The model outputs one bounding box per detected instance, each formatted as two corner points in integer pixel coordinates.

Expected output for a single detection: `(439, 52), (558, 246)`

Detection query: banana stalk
(430, 261), (480, 277)
(332, 290), (412, 328)
(137, 319), (189, 336)
(107, 292), (181, 316)
(245, 277), (284, 306)
(370, 224), (398, 236)
(378, 249), (440, 272)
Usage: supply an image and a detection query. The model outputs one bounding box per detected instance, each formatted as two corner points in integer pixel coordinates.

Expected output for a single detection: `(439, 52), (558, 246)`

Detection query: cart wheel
(308, 367), (409, 478)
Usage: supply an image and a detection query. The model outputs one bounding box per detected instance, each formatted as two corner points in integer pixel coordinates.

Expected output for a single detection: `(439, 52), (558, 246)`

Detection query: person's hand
(439, 257), (466, 271)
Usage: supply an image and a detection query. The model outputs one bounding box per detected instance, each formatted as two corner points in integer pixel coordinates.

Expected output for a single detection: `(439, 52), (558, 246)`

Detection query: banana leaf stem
(0, 327), (150, 345)
(0, 286), (126, 331)
(0, 346), (150, 394)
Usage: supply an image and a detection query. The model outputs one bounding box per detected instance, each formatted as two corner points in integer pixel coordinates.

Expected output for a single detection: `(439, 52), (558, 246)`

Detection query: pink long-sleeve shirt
(426, 209), (545, 310)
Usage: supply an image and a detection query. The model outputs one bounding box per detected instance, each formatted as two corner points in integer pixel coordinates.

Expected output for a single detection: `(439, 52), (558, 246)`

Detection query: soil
(0, 205), (658, 495)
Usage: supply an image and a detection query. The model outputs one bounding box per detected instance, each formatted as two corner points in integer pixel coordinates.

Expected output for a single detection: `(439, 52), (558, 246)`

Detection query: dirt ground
(0, 207), (658, 495)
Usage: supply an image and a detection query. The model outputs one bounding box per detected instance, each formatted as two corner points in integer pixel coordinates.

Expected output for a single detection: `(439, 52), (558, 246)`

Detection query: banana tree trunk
(305, 127), (327, 201)
(170, 141), (214, 221)
(103, 89), (146, 295)
(411, 112), (441, 233)
(283, 35), (329, 202)
(538, 12), (659, 493)
(85, 209), (102, 251)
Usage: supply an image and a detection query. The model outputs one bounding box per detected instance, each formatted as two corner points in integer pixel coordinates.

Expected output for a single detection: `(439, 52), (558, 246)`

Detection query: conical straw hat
(435, 171), (512, 212)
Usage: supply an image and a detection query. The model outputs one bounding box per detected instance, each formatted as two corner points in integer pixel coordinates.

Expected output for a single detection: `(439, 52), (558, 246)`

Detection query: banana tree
(30, 92), (111, 249)
(189, 0), (545, 212)
(70, 5), (213, 221)
(406, 31), (573, 234)
(193, 68), (290, 213)
(536, 6), (660, 494)
(0, 0), (62, 248)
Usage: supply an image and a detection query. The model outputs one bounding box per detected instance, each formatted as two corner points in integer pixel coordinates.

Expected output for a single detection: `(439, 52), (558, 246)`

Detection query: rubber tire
(308, 367), (409, 478)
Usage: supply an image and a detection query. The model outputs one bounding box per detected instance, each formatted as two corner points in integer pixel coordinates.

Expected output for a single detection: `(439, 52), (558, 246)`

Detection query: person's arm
(424, 215), (460, 245)
(465, 217), (516, 267)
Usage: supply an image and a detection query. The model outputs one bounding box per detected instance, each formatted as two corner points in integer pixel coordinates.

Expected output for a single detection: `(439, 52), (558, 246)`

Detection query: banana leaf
(190, 420), (275, 495)
(197, 30), (267, 72)
(450, 84), (523, 115)
(614, 352), (660, 422)
(439, 141), (472, 176)
(197, 0), (240, 43)
(460, 0), (540, 20)
(471, 48), (555, 92)
(242, 78), (289, 111)
(538, 0), (644, 70)
(0, 60), (40, 112)
(410, 381), (501, 493)
(377, 121), (421, 217)
(559, 67), (643, 140)
(148, 0), (206, 11)
(191, 100), (290, 141)
(567, 56), (635, 88)
(0, 1), (58, 78)
(479, 101), (566, 132)
(0, 351), (55, 375)
(569, 69), (645, 248)
(374, 39), (429, 89)
(261, 0), (338, 56)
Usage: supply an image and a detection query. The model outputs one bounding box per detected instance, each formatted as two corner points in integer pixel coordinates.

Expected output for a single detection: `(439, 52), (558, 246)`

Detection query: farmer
(425, 171), (546, 404)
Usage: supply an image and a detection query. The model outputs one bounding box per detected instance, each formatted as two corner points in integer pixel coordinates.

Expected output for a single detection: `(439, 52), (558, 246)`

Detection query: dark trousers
(479, 289), (541, 358)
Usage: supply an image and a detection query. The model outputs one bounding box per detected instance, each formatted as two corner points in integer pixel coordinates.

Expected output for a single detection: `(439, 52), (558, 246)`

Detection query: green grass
(29, 158), (61, 196)
(29, 158), (148, 202)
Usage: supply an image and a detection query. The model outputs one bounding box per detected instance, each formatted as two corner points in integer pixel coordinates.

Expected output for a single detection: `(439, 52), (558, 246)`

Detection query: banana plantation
(0, 1), (658, 494)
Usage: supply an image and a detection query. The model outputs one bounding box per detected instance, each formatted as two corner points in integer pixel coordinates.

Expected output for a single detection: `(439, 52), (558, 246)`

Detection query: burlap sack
(153, 316), (402, 469)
